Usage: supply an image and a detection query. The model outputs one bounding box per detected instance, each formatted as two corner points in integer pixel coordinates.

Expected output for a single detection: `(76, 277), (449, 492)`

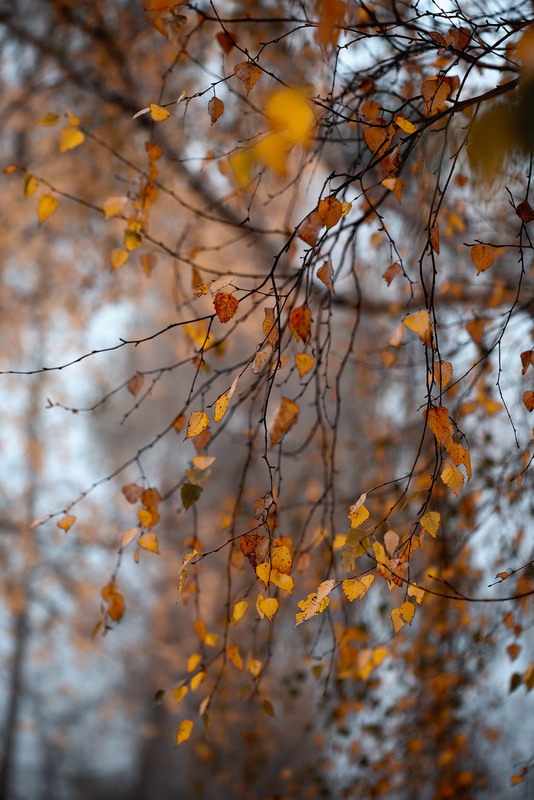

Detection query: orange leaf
(523, 391), (534, 412)
(128, 372), (144, 396)
(234, 61), (261, 94)
(263, 307), (279, 349)
(421, 77), (451, 115)
(441, 463), (464, 496)
(216, 30), (238, 52)
(471, 243), (495, 275)
(289, 306), (312, 343)
(431, 360), (453, 388)
(111, 249), (128, 271)
(213, 292), (238, 323)
(404, 309), (431, 344)
(101, 582), (125, 622)
(57, 514), (76, 532)
(317, 259), (335, 293)
(383, 262), (402, 285)
(270, 397), (299, 448)
(424, 406), (449, 444)
(317, 196), (343, 229)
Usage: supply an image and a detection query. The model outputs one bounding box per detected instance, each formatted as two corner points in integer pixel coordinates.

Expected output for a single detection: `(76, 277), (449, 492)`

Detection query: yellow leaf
(266, 88), (315, 146)
(272, 545), (292, 575)
(23, 171), (39, 197)
(232, 600), (248, 624)
(67, 109), (80, 126)
(441, 463), (464, 496)
(60, 126), (85, 153)
(246, 657), (262, 678)
(258, 595), (279, 622)
(295, 352), (315, 377)
(295, 579), (335, 626)
(227, 643), (243, 670)
(255, 132), (291, 175)
(342, 574), (374, 601)
(270, 397), (299, 448)
(103, 196), (127, 217)
(187, 653), (200, 672)
(57, 514), (76, 532)
(420, 511), (440, 538)
(341, 201), (352, 216)
(190, 671), (206, 691)
(38, 194), (58, 226)
(111, 248), (129, 270)
(138, 508), (159, 528)
(394, 114), (417, 133)
(213, 393), (228, 422)
(390, 607), (405, 634)
(404, 309), (431, 344)
(400, 600), (415, 625)
(124, 227), (142, 251)
(271, 571), (294, 594)
(149, 103), (170, 121)
(407, 583), (425, 605)
(138, 531), (160, 553)
(176, 719), (193, 745)
(256, 562), (271, 588)
(348, 494), (369, 528)
(185, 411), (209, 440)
(173, 685), (188, 704)
(37, 112), (59, 126)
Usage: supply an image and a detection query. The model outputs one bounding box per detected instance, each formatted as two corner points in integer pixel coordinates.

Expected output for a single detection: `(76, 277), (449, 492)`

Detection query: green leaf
(181, 483), (203, 510)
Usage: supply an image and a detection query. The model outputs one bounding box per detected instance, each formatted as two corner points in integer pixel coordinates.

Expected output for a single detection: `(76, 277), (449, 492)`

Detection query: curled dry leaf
(263, 307), (279, 349)
(252, 347), (269, 374)
(317, 260), (335, 293)
(383, 262), (402, 286)
(234, 61), (261, 94)
(289, 306), (312, 342)
(270, 397), (299, 448)
(208, 96), (224, 125)
(298, 211), (322, 247)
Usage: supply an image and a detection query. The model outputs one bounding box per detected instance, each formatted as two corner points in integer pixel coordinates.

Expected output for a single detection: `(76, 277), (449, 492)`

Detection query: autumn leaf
(24, 171), (39, 197)
(59, 126), (85, 153)
(208, 96), (224, 125)
(38, 111), (59, 126)
(342, 575), (374, 601)
(128, 372), (144, 395)
(234, 61), (261, 94)
(431, 360), (453, 388)
(363, 121), (394, 157)
(289, 306), (312, 343)
(421, 76), (451, 115)
(227, 643), (243, 670)
(348, 496), (369, 528)
(111, 248), (128, 270)
(295, 580), (335, 626)
(232, 600), (248, 624)
(38, 194), (58, 225)
(57, 514), (76, 532)
(263, 307), (279, 349)
(420, 510), (440, 538)
(149, 103), (170, 121)
(383, 262), (402, 285)
(471, 243), (495, 275)
(317, 260), (335, 293)
(516, 200), (534, 223)
(298, 211), (322, 247)
(441, 463), (464, 496)
(394, 114), (417, 134)
(523, 391), (534, 412)
(266, 88), (315, 145)
(424, 406), (449, 444)
(404, 309), (431, 344)
(213, 292), (238, 323)
(270, 397), (299, 448)
(295, 352), (315, 377)
(103, 196), (127, 217)
(317, 196), (343, 229)
(138, 531), (160, 553)
(216, 30), (237, 52)
(176, 719), (193, 746)
(184, 411), (209, 440)
(173, 685), (188, 705)
(119, 527), (138, 551)
(102, 582), (125, 622)
(257, 594), (279, 622)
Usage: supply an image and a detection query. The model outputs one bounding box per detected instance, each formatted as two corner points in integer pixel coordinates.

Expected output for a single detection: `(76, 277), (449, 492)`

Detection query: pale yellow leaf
(176, 719), (193, 745)
(420, 511), (440, 538)
(295, 352), (315, 377)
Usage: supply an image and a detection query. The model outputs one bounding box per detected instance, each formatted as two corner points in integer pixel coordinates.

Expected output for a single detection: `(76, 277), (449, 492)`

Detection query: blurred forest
(1, 1), (534, 798)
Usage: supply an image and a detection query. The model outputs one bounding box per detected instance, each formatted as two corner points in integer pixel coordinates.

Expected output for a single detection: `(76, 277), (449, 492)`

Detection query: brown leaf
(298, 211), (322, 247)
(317, 260), (335, 293)
(102, 582), (125, 622)
(128, 372), (144, 396)
(421, 77), (451, 115)
(363, 121), (394, 158)
(208, 96), (224, 125)
(122, 483), (143, 503)
(516, 201), (534, 223)
(263, 307), (279, 349)
(383, 262), (402, 286)
(521, 350), (534, 375)
(270, 397), (299, 448)
(289, 306), (312, 342)
(213, 292), (238, 323)
(523, 391), (534, 412)
(216, 30), (238, 52)
(234, 62), (261, 95)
